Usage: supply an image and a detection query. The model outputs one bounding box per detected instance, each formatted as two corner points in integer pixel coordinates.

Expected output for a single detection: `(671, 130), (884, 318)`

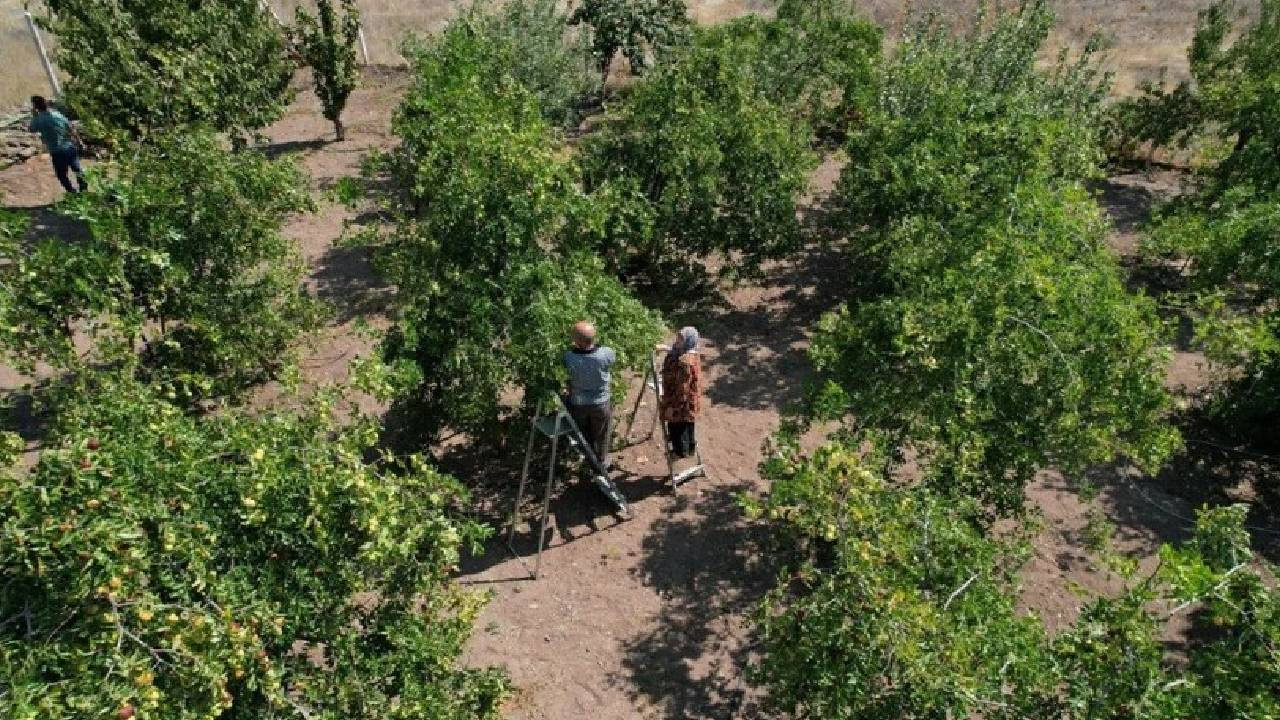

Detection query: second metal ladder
(623, 351), (706, 489)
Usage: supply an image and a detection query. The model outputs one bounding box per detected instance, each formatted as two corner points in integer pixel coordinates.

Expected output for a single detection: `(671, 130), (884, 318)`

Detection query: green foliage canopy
(0, 375), (507, 720)
(812, 1), (1176, 514)
(1139, 0), (1280, 427)
(292, 0), (363, 141)
(41, 0), (295, 141)
(837, 1), (1108, 230)
(468, 0), (602, 128)
(580, 27), (818, 277)
(569, 0), (690, 79)
(0, 132), (318, 399)
(369, 20), (662, 441)
(701, 0), (881, 138)
(749, 440), (1280, 719)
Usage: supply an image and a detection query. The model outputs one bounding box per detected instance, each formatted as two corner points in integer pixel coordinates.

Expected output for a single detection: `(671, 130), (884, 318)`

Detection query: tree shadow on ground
(612, 479), (779, 719)
(260, 138), (331, 160)
(1, 381), (51, 446)
(699, 240), (853, 413)
(1091, 175), (1159, 235)
(9, 203), (91, 246)
(1091, 174), (1191, 297)
(456, 451), (672, 581)
(309, 243), (393, 324)
(1079, 435), (1280, 565)
(624, 254), (732, 324)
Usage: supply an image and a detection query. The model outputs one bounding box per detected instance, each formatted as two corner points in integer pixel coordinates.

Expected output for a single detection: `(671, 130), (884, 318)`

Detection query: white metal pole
(259, 0), (283, 26)
(24, 11), (61, 98)
(357, 22), (370, 65)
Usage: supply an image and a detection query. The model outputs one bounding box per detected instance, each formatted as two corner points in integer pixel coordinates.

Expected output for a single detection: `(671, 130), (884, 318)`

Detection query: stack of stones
(1, 108), (41, 169)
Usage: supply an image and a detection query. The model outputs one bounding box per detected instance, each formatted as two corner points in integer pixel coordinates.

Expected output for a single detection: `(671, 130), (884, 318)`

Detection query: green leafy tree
(367, 20), (662, 442)
(837, 0), (1109, 231)
(0, 131), (318, 399)
(292, 0), (362, 141)
(579, 29), (818, 277)
(1105, 72), (1202, 163)
(810, 187), (1179, 515)
(569, 0), (690, 81)
(470, 0), (602, 128)
(0, 374), (508, 720)
(748, 442), (1062, 719)
(747, 0), (883, 138)
(1139, 1), (1280, 432)
(810, 0), (1176, 515)
(749, 440), (1280, 719)
(40, 0), (295, 142)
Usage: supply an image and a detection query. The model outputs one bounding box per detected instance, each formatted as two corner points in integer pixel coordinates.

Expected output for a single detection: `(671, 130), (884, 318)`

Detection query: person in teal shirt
(28, 95), (86, 194)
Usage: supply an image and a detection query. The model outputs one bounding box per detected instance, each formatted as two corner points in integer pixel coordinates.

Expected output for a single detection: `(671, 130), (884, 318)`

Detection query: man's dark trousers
(51, 147), (86, 193)
(568, 401), (612, 473)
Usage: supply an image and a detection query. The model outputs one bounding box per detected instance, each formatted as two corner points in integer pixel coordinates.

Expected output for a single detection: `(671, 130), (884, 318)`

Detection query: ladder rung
(672, 465), (705, 484)
(593, 476), (631, 516)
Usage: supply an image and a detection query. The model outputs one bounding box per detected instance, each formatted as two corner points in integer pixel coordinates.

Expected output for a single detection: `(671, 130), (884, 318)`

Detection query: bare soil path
(3, 68), (1278, 719)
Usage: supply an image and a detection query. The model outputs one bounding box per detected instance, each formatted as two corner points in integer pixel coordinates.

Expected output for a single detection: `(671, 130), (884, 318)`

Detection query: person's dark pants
(50, 147), (86, 193)
(667, 422), (696, 458)
(568, 401), (612, 473)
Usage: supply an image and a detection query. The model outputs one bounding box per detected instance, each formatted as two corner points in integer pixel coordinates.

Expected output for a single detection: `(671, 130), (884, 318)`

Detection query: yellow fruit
(137, 609), (154, 622)
(108, 576), (123, 590)
(135, 670), (154, 686)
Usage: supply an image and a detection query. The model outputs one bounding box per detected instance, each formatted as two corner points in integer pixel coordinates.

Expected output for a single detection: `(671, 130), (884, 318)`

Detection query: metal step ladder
(623, 351), (706, 489)
(505, 395), (630, 579)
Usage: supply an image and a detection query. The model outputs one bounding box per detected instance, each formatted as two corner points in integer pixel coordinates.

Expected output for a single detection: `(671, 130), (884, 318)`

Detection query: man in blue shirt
(28, 95), (86, 194)
(563, 321), (617, 472)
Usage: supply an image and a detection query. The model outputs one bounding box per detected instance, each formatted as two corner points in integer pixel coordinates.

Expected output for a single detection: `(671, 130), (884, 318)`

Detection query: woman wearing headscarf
(659, 327), (703, 459)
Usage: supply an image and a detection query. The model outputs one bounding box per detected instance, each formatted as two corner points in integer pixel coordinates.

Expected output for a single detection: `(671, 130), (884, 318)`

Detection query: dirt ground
(3, 64), (1279, 719)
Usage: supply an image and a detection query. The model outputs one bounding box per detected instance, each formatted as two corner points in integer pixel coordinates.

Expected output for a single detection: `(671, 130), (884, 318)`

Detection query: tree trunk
(334, 118), (345, 142)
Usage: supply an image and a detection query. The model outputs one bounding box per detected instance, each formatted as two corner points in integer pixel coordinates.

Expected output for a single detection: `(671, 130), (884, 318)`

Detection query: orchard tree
(1138, 0), (1280, 431)
(0, 374), (508, 720)
(809, 187), (1179, 515)
(293, 0), (362, 141)
(0, 131), (318, 399)
(837, 0), (1109, 232)
(470, 0), (602, 128)
(365, 19), (662, 441)
(749, 439), (1280, 719)
(808, 0), (1176, 515)
(579, 27), (817, 277)
(41, 0), (295, 141)
(569, 0), (689, 81)
(706, 0), (883, 138)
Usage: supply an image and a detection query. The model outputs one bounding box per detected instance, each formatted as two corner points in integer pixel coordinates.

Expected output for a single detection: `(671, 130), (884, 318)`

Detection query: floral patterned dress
(659, 352), (702, 423)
